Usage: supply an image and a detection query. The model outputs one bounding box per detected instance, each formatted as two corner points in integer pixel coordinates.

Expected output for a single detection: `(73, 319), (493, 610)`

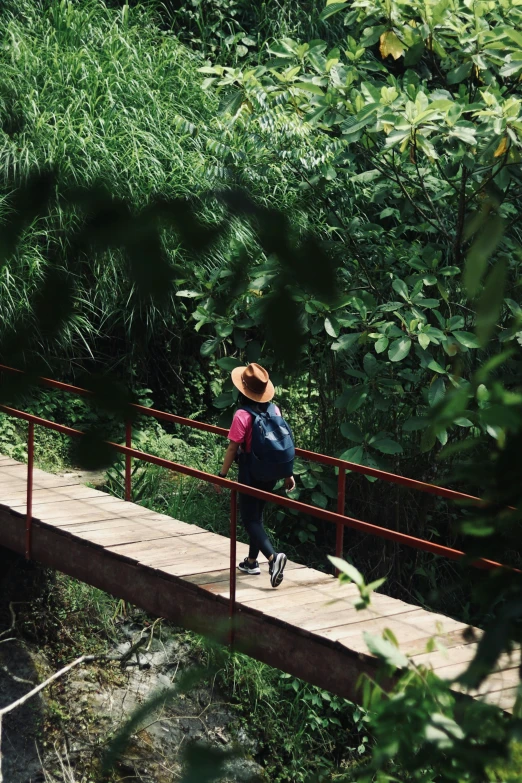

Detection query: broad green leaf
(388, 337), (412, 362)
(345, 386), (368, 413)
(418, 333), (431, 350)
(200, 338), (220, 357)
(446, 62), (472, 84)
(216, 323), (233, 337)
(375, 336), (389, 353)
(341, 422), (364, 442)
(428, 377), (446, 406)
(392, 279), (409, 300)
(301, 471), (318, 489)
(294, 82), (325, 95)
(452, 331), (480, 349)
(500, 60), (522, 77)
(213, 392), (234, 409)
(371, 437), (403, 454)
(402, 416), (429, 431)
(505, 28), (522, 48)
(327, 556), (364, 586)
(339, 445), (364, 463)
(218, 90), (243, 117)
(312, 491), (328, 508)
(324, 316), (340, 338)
(320, 1), (348, 20)
(450, 125), (476, 144)
(331, 333), (359, 351)
(216, 357), (243, 371)
(426, 358), (447, 374)
(415, 298), (440, 308)
(363, 352), (378, 377)
(363, 632), (409, 669)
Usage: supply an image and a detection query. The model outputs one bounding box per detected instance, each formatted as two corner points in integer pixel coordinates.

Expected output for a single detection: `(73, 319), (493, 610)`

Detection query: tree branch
(0, 654), (96, 783)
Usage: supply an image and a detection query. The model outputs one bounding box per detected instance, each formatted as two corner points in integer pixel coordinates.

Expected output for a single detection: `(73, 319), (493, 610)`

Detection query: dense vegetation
(0, 0), (521, 781)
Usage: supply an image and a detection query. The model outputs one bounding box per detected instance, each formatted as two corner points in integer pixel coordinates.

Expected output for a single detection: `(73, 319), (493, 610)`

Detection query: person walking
(217, 363), (295, 588)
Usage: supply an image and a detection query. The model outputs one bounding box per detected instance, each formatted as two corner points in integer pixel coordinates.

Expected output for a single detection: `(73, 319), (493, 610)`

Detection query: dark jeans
(238, 456), (276, 561)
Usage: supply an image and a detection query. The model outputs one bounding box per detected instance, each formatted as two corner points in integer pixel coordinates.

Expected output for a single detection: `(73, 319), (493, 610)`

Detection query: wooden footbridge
(0, 365), (518, 712)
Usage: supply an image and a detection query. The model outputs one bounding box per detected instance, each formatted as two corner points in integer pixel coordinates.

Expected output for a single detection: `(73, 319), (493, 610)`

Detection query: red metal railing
(0, 363), (482, 568)
(0, 366), (508, 646)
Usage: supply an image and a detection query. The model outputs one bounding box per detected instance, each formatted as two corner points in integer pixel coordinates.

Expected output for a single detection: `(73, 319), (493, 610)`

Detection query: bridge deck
(0, 455), (516, 711)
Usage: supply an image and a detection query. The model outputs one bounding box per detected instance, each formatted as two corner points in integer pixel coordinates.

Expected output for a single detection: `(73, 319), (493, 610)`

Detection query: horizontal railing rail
(0, 362), (484, 574)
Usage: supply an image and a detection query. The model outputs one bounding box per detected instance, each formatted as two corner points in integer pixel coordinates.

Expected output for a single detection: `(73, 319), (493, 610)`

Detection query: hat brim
(231, 366), (275, 403)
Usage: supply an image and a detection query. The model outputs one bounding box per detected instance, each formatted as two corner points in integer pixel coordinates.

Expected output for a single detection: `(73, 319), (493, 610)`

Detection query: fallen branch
(0, 654), (96, 783)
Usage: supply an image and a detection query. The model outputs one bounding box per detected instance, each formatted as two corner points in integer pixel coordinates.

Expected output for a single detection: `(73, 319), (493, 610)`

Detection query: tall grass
(0, 0), (211, 371)
(0, 0), (210, 196)
(0, 0), (319, 390)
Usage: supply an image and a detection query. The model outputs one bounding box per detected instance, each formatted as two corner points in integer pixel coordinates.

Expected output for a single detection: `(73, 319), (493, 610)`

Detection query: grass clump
(0, 0), (210, 197)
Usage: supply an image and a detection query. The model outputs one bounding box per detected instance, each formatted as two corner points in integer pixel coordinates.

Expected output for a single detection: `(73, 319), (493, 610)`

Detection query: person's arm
(218, 441), (240, 478)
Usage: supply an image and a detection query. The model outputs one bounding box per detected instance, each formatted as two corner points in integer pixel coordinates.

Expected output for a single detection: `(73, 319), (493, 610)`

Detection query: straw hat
(231, 363), (275, 403)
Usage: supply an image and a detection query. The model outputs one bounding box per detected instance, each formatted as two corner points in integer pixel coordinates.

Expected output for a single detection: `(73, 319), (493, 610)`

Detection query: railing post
(125, 419), (132, 502)
(25, 421), (34, 560)
(335, 466), (346, 573)
(229, 488), (237, 648)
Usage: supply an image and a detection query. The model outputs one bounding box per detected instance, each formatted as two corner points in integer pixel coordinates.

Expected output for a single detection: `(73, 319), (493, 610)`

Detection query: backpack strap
(240, 403), (277, 417)
(239, 404), (257, 418)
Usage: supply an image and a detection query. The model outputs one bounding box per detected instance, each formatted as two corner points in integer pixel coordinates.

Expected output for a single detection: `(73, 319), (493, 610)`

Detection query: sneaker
(238, 557), (261, 575)
(269, 553), (287, 588)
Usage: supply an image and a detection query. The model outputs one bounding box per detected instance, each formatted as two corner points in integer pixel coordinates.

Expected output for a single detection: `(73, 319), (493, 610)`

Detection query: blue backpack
(241, 403), (295, 482)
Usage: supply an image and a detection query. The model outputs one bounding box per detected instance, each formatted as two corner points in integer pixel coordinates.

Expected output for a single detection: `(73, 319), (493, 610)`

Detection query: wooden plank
(0, 473), (79, 487)
(9, 483), (105, 499)
(60, 523), (205, 547)
(321, 609), (466, 653)
(187, 560), (307, 589)
(202, 568), (333, 601)
(36, 506), (151, 527)
(411, 643), (478, 671)
(189, 556), (309, 597)
(57, 514), (203, 536)
(30, 496), (141, 520)
(413, 645), (519, 674)
(107, 535), (234, 567)
(71, 520), (208, 547)
(441, 664), (520, 693)
(107, 530), (231, 555)
(273, 594), (419, 630)
(0, 487), (98, 505)
(240, 581), (359, 614)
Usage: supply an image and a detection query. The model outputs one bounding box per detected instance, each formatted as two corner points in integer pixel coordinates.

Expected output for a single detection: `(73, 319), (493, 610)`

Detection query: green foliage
(194, 639), (370, 782)
(191, 0), (522, 479)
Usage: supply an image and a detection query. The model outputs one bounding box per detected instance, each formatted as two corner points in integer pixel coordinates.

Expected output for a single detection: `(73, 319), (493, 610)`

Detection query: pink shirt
(228, 406), (281, 453)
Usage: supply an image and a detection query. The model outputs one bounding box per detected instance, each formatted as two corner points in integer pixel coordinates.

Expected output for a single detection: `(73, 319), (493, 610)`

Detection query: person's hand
(284, 476), (296, 492)
(213, 472), (233, 494)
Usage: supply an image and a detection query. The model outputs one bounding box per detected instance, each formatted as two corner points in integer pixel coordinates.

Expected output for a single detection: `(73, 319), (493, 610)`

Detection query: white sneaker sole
(270, 553), (287, 588)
